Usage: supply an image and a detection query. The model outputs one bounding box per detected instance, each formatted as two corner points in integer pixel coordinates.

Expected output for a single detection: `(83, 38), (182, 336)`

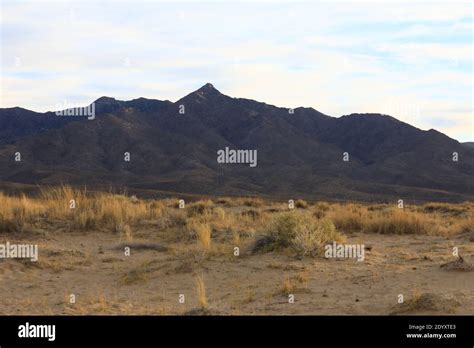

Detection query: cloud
(1, 0), (472, 141)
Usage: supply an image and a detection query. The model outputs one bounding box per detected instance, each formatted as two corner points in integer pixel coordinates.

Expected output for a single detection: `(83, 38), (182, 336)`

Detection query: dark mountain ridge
(0, 83), (472, 202)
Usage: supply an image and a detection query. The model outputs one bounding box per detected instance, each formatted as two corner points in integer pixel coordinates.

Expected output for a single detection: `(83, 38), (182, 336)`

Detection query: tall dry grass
(327, 203), (473, 236)
(193, 222), (212, 251)
(0, 186), (165, 232)
(195, 275), (208, 308)
(0, 187), (471, 239)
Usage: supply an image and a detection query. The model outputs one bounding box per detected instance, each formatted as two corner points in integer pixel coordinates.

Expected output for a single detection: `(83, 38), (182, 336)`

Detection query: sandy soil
(1, 223), (472, 315)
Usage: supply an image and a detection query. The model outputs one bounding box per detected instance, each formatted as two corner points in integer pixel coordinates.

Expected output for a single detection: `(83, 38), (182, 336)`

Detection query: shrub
(186, 200), (214, 217)
(292, 219), (341, 257)
(251, 211), (343, 256)
(295, 199), (308, 209)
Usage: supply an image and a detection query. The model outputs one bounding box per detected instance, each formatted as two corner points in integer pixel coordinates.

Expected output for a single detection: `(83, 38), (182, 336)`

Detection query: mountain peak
(178, 83), (224, 104)
(200, 82), (217, 91)
(94, 96), (121, 104)
(195, 82), (221, 96)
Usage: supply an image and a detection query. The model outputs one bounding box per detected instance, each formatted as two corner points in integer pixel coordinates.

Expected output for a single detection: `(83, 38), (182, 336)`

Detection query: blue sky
(1, 0), (473, 141)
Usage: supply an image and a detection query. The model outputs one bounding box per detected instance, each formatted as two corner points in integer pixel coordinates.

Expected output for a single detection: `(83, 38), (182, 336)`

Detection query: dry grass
(196, 275), (208, 308)
(391, 290), (460, 314)
(0, 187), (471, 243)
(186, 200), (214, 218)
(363, 210), (431, 234)
(330, 204), (367, 232)
(195, 223), (212, 251)
(421, 202), (470, 216)
(116, 224), (133, 242)
(328, 203), (473, 236)
(120, 260), (161, 285)
(2, 187), (153, 230)
(251, 211), (344, 256)
(295, 199), (309, 209)
(281, 275), (296, 295)
(242, 197), (264, 207)
(1, 188), (473, 316)
(0, 186), (165, 233)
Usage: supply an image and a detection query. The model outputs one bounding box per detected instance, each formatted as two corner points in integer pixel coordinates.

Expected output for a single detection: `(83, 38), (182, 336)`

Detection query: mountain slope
(0, 83), (472, 202)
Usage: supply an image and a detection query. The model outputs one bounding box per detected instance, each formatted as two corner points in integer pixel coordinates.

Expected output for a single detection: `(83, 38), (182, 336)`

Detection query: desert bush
(295, 199), (308, 209)
(315, 202), (330, 211)
(186, 200), (214, 217)
(292, 219), (342, 257)
(313, 202), (330, 219)
(251, 211), (343, 256)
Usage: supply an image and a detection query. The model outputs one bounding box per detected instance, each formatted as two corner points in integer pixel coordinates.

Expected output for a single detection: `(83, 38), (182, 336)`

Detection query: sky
(1, 0), (473, 141)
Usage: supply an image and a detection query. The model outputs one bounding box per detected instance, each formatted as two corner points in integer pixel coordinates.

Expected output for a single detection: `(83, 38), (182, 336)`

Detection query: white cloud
(1, 0), (472, 141)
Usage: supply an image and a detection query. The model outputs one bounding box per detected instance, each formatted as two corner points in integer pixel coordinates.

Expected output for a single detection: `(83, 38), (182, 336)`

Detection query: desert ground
(0, 187), (473, 315)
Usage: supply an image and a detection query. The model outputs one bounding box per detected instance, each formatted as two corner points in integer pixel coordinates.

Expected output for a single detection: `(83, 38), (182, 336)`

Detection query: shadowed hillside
(0, 83), (473, 202)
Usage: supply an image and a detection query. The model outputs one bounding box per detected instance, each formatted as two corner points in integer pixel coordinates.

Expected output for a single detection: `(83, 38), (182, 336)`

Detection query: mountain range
(0, 83), (473, 202)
